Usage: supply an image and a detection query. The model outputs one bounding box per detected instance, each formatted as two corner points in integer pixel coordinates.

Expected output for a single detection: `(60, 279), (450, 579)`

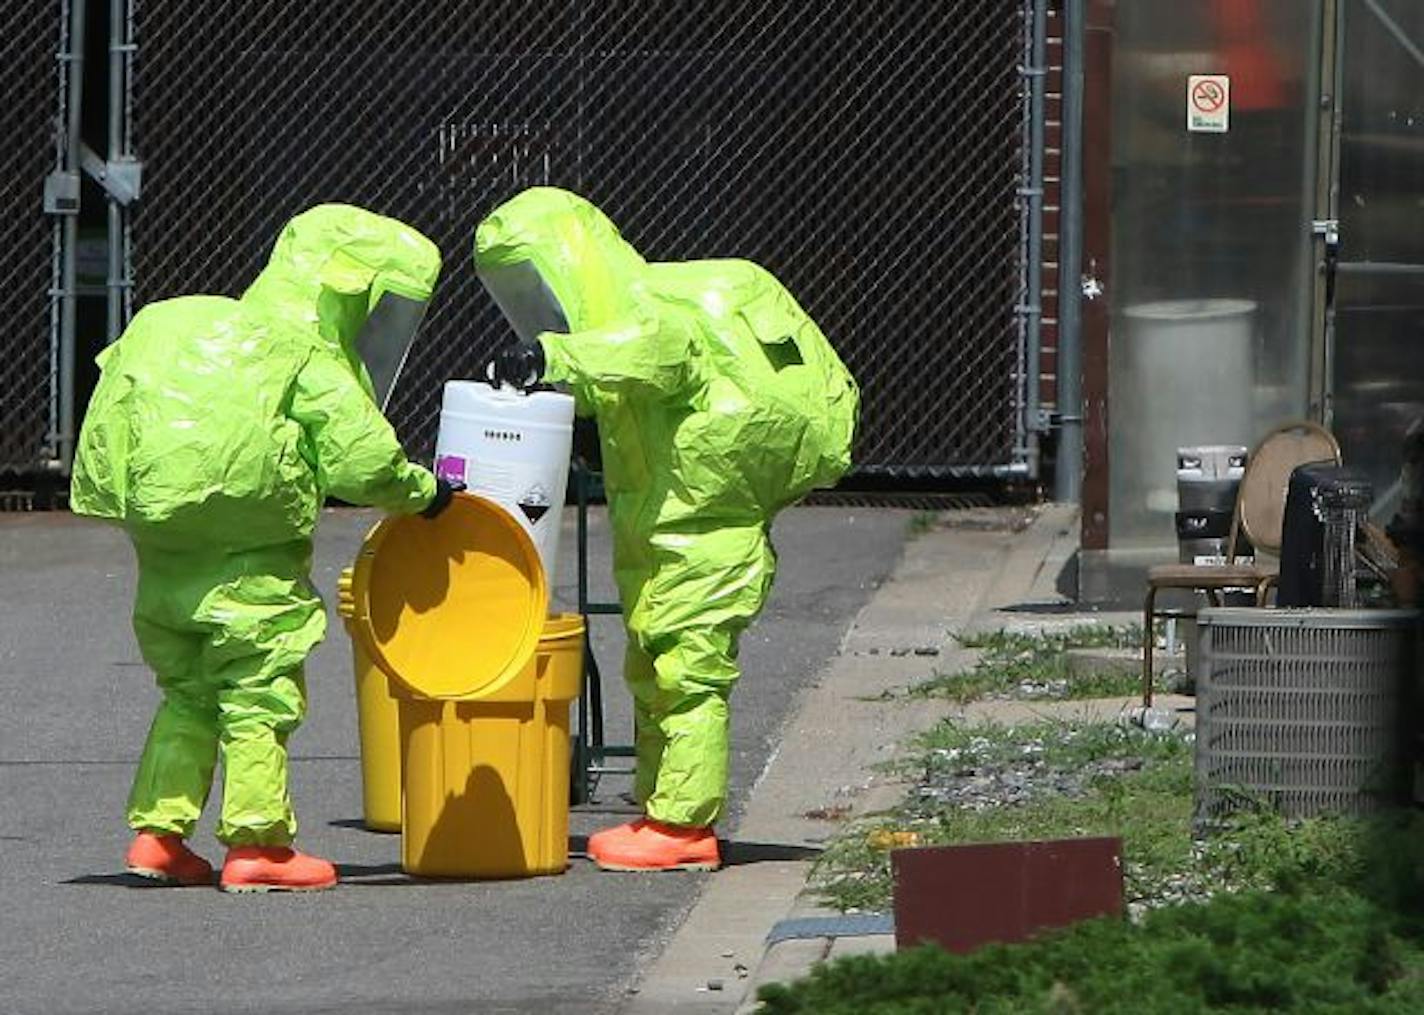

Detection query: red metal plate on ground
(892, 837), (1123, 954)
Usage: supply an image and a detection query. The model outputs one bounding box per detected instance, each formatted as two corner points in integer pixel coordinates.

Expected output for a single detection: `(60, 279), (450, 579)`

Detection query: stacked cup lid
(345, 493), (548, 700)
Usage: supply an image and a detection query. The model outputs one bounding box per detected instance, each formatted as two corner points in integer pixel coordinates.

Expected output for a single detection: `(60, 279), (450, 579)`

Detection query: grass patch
(913, 625), (1161, 703)
(812, 718), (1199, 912)
(812, 718), (1368, 915)
(914, 716), (1188, 772)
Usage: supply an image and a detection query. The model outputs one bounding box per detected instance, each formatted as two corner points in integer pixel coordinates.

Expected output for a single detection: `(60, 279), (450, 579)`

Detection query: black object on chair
(1277, 463), (1373, 608)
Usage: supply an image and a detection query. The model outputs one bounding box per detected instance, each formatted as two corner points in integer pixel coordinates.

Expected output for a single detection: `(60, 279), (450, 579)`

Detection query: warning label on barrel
(518, 484), (551, 525)
(1187, 74), (1229, 133)
(434, 454), (467, 484)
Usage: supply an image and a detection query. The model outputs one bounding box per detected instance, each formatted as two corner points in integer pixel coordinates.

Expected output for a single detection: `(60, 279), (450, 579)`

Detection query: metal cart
(570, 458), (636, 804)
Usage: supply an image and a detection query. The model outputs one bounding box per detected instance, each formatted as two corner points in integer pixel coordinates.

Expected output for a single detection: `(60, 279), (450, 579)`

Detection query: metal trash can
(1175, 444), (1248, 564)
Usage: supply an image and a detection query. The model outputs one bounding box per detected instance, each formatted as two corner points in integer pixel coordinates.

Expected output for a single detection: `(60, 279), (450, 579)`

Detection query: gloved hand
(484, 337), (546, 391)
(421, 478), (465, 519)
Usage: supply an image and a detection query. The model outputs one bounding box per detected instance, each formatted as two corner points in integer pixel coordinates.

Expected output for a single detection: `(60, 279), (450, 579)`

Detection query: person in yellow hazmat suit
(71, 205), (461, 892)
(478, 188), (859, 871)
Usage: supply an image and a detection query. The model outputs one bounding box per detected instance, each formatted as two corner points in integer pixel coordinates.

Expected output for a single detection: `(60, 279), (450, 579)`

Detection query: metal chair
(1141, 420), (1342, 706)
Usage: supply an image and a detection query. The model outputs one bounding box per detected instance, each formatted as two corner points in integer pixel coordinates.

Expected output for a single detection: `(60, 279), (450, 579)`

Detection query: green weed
(906, 511), (940, 537)
(914, 625), (1157, 703)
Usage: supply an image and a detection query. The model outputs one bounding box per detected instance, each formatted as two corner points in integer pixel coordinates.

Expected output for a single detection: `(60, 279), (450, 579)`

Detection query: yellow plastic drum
(337, 567), (402, 832)
(340, 492), (582, 877)
(399, 614), (586, 878)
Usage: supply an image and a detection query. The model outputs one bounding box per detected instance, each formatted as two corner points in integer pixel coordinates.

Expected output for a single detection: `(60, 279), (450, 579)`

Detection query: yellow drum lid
(348, 493), (548, 700)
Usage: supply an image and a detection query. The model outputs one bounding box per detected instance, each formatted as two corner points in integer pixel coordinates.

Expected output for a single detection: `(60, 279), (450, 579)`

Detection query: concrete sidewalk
(622, 504), (1191, 1014)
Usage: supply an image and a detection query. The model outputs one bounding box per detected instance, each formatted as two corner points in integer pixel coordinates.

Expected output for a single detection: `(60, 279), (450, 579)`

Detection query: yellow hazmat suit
(71, 206), (440, 845)
(476, 188), (858, 826)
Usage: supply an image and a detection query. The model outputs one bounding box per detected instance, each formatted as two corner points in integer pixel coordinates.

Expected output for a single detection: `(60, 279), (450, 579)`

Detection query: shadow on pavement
(336, 862), (405, 877)
(333, 862), (409, 886)
(997, 600), (1089, 614)
(721, 840), (823, 865)
(66, 862), (413, 889)
(327, 818), (399, 833)
(63, 872), (211, 889)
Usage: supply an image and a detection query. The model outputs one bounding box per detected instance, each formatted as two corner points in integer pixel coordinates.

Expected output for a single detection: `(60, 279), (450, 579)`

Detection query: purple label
(435, 454), (468, 484)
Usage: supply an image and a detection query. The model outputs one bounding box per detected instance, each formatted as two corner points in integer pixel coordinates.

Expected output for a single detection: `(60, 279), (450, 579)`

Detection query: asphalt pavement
(0, 504), (906, 1015)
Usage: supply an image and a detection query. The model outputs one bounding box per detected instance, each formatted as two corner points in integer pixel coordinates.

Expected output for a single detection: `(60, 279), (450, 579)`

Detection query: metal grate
(128, 2), (1034, 476)
(0, 0), (65, 473)
(1315, 482), (1373, 608)
(1195, 608), (1419, 822)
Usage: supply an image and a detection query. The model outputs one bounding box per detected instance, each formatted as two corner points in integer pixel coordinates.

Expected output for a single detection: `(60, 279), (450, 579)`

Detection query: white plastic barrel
(433, 382), (575, 589)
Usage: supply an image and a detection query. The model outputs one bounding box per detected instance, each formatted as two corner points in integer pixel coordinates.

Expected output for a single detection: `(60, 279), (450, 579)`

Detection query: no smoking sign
(1187, 74), (1230, 133)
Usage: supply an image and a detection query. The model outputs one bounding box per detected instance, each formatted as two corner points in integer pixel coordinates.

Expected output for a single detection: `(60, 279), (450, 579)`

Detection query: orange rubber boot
(219, 846), (338, 893)
(587, 818), (720, 871)
(125, 831), (215, 886)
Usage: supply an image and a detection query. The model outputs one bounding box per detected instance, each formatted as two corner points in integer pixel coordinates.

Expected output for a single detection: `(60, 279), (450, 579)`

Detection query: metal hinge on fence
(42, 148), (142, 215)
(80, 143), (143, 205)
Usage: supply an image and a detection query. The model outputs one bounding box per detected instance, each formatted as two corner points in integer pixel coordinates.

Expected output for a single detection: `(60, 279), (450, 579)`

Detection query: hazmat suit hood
(474, 188), (647, 340)
(243, 204), (442, 408)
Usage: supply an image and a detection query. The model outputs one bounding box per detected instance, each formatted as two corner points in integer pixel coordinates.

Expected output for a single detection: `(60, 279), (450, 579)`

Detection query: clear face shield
(477, 260), (569, 343)
(354, 290), (429, 411)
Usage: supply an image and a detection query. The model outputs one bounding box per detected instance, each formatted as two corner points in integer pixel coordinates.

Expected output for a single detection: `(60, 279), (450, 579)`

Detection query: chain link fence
(130, 2), (1033, 477)
(0, 0), (65, 474)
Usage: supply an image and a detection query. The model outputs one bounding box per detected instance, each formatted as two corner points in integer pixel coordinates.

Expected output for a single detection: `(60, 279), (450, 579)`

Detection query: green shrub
(757, 888), (1424, 1014)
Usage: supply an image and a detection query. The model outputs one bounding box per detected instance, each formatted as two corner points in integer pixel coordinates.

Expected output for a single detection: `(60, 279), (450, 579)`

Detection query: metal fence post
(1018, 0), (1048, 479)
(107, 0), (136, 341)
(1055, 0), (1086, 503)
(56, 0), (86, 471)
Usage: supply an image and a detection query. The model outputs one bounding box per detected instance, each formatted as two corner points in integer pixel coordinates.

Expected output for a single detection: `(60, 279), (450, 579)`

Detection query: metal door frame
(1309, 0), (1341, 424)
(1314, 0), (1424, 429)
